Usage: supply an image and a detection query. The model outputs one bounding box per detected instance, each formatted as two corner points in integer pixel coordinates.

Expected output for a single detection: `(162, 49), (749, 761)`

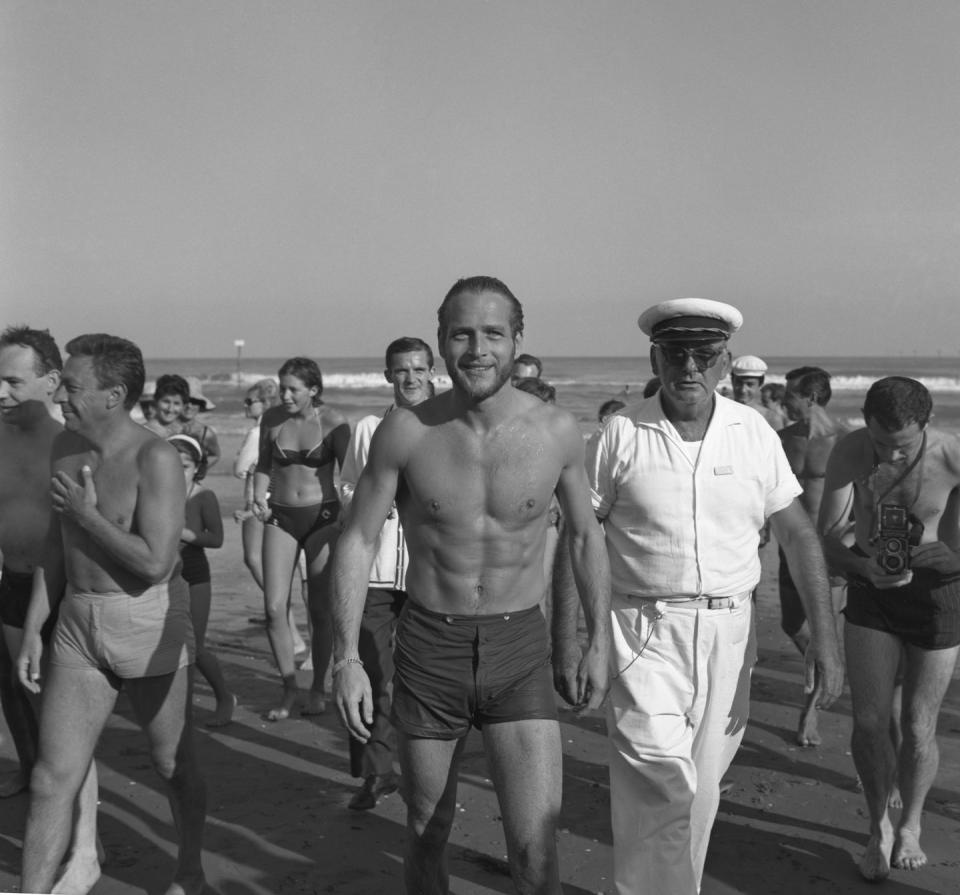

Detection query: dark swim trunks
(391, 601), (558, 740)
(0, 566), (58, 641)
(844, 547), (960, 650)
(179, 543), (210, 586)
(267, 500), (340, 548)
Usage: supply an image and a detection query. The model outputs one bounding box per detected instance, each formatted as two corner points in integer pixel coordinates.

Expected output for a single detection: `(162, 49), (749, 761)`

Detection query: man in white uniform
(339, 336), (435, 809)
(555, 298), (843, 894)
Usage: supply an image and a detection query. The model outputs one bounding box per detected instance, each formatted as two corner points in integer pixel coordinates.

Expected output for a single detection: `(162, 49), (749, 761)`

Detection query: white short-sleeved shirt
(233, 424), (260, 480)
(340, 409), (408, 591)
(591, 393), (801, 597)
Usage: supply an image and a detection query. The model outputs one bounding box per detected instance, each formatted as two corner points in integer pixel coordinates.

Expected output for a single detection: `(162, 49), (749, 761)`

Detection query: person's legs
(891, 642), (959, 871)
(21, 665), (117, 893)
(241, 515), (266, 590)
(688, 599), (755, 887)
(398, 732), (465, 895)
(607, 597), (699, 895)
(187, 581), (235, 727)
(0, 624), (37, 797)
(302, 524), (337, 715)
(484, 720), (562, 894)
(51, 759), (101, 895)
(126, 668), (206, 895)
(796, 581), (846, 748)
(845, 622), (903, 881)
(349, 589), (403, 799)
(261, 523), (300, 719)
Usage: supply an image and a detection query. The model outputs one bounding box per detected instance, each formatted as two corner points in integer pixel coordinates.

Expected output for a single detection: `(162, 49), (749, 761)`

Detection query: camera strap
(870, 431), (926, 543)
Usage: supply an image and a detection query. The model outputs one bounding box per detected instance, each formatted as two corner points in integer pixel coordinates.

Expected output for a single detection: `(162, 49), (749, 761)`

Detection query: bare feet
(0, 768), (29, 798)
(888, 785), (903, 809)
(301, 691), (326, 716)
(265, 687), (298, 721)
(859, 821), (894, 882)
(796, 708), (822, 747)
(163, 870), (206, 895)
(299, 653), (314, 671)
(205, 693), (237, 728)
(892, 826), (926, 871)
(52, 851), (101, 895)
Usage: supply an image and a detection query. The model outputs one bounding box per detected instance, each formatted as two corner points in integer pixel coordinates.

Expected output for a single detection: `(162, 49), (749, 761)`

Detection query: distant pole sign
(234, 339), (245, 376)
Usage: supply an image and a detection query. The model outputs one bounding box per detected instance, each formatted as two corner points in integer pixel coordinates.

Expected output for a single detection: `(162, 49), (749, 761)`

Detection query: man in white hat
(731, 354), (782, 428)
(554, 298), (843, 894)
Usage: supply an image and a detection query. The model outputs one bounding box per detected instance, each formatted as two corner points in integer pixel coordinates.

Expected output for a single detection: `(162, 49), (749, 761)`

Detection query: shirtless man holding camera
(819, 376), (960, 881)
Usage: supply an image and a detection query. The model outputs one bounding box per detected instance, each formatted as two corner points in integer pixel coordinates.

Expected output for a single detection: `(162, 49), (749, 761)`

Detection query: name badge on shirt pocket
(714, 465), (734, 476)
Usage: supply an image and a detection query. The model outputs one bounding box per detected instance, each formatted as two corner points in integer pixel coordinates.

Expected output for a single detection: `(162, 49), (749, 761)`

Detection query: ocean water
(145, 355), (960, 440)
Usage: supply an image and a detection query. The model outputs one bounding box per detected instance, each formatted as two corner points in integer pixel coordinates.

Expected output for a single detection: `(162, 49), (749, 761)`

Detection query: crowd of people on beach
(1, 276), (958, 894)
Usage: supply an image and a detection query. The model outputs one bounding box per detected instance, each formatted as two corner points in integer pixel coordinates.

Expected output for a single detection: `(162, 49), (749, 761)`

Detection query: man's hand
(333, 664), (374, 742)
(51, 465), (98, 523)
(553, 639), (609, 715)
(803, 639), (844, 709)
(910, 541), (960, 575)
(16, 632), (44, 695)
(552, 639), (582, 707)
(578, 640), (610, 714)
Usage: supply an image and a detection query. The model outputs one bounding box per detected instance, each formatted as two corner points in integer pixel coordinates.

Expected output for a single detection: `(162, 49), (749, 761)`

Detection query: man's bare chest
(402, 427), (559, 523)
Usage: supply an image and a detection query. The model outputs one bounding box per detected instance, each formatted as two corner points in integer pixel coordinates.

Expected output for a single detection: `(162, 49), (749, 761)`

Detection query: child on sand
(169, 434), (236, 727)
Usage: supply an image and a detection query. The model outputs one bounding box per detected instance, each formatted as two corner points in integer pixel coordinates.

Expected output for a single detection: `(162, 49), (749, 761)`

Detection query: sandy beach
(2, 442), (959, 895)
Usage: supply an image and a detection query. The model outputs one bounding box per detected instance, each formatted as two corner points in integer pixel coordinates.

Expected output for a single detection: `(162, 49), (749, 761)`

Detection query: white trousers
(607, 592), (756, 895)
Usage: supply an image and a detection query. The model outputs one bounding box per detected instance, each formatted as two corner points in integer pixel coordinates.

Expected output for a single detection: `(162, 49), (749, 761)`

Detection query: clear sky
(3, 1), (959, 359)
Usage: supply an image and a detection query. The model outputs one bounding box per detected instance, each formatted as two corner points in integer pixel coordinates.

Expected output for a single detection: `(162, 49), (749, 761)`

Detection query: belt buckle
(706, 597), (733, 610)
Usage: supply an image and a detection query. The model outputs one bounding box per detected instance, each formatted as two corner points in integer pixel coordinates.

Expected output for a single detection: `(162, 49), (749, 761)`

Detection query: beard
(448, 360), (513, 403)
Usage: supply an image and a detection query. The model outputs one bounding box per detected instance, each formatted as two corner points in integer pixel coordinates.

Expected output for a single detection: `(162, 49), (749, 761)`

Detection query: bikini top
(271, 420), (336, 469)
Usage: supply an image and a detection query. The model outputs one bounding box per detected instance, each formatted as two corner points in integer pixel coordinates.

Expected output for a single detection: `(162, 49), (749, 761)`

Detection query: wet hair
(168, 435), (208, 481)
(0, 325), (62, 375)
(786, 369), (831, 406)
(154, 373), (190, 403)
(513, 354), (542, 377)
(247, 378), (280, 409)
(863, 376), (932, 431)
(513, 376), (556, 404)
(437, 276), (524, 339)
(64, 334), (144, 410)
(278, 357), (324, 405)
(385, 337), (434, 370)
(598, 399), (626, 421)
(642, 377), (661, 399)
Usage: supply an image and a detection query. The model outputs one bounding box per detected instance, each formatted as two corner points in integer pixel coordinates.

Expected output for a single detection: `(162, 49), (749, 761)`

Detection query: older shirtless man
(17, 333), (205, 895)
(333, 277), (610, 895)
(0, 326), (101, 894)
(819, 376), (960, 881)
(779, 366), (849, 746)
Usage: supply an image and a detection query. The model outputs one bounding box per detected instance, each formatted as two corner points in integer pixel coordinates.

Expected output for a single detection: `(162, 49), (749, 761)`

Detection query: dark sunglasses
(244, 397), (264, 407)
(654, 343), (726, 371)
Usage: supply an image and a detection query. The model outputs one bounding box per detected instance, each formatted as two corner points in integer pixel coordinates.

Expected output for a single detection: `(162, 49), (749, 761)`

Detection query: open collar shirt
(339, 407), (408, 591)
(590, 393), (801, 598)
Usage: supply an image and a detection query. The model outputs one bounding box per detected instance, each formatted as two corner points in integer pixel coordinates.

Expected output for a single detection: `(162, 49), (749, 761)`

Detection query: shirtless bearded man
(17, 333), (206, 895)
(819, 376), (960, 881)
(332, 276), (611, 894)
(779, 366), (848, 746)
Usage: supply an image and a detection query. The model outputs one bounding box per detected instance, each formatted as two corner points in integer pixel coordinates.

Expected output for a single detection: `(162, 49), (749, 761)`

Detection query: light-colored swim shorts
(50, 577), (195, 679)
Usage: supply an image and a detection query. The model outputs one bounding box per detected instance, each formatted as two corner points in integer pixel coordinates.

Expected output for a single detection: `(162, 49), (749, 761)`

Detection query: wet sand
(2, 460), (959, 894)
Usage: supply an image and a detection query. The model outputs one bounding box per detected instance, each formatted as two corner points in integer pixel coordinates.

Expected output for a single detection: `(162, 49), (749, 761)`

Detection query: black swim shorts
(844, 566), (960, 651)
(391, 601), (558, 739)
(0, 566), (58, 641)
